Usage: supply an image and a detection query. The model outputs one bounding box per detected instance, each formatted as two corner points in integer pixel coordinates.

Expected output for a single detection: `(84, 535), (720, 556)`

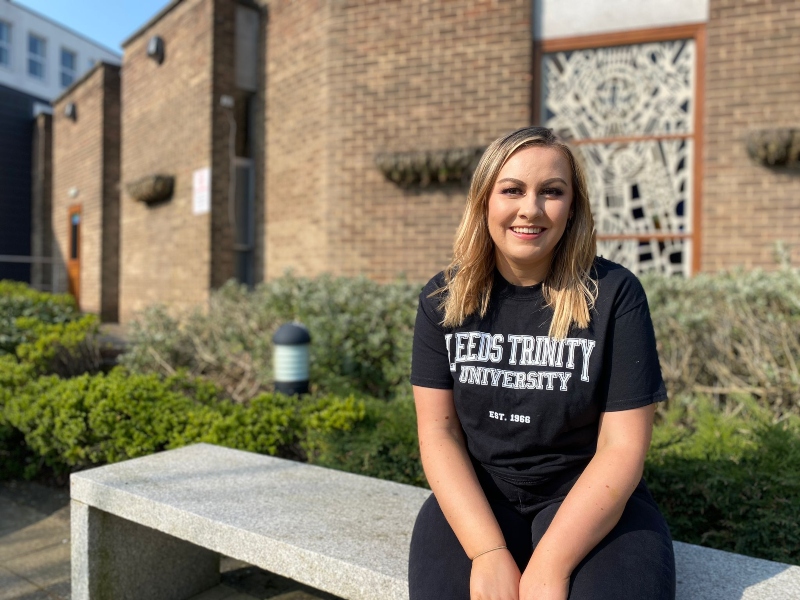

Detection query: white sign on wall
(193, 167), (211, 215)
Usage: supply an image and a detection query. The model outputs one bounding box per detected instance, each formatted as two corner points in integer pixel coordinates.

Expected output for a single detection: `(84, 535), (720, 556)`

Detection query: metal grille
(542, 39), (696, 275)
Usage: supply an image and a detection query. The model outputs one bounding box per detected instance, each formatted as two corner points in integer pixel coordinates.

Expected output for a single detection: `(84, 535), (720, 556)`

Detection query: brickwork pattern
(701, 0), (800, 270)
(53, 66), (108, 316)
(120, 0), (215, 323)
(263, 0), (333, 279)
(263, 0), (532, 282)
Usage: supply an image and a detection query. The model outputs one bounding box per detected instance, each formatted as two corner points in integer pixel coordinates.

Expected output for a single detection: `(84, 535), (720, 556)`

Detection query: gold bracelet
(470, 545), (507, 561)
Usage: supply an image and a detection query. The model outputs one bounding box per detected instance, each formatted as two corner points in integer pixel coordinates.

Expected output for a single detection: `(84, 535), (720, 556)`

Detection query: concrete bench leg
(71, 500), (220, 600)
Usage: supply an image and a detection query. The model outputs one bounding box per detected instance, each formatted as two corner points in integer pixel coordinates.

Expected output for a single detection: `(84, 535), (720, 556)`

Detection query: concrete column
(71, 500), (220, 600)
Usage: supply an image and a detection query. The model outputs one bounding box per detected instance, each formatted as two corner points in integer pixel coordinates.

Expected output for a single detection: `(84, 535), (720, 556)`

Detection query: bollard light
(272, 322), (311, 395)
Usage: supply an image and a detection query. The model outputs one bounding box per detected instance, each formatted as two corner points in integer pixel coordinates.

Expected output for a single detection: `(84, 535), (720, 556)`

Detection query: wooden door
(67, 205), (81, 307)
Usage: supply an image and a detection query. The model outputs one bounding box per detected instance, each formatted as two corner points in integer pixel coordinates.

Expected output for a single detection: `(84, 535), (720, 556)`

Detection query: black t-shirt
(410, 257), (667, 483)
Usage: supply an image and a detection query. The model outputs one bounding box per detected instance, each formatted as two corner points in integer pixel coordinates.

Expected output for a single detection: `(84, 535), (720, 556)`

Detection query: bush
(0, 280), (81, 355)
(120, 274), (419, 401)
(13, 314), (102, 377)
(1, 364), (366, 478)
(305, 387), (426, 487)
(646, 395), (800, 565)
(642, 267), (800, 418)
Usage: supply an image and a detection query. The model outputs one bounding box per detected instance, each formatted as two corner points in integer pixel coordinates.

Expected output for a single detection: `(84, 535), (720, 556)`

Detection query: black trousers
(408, 463), (676, 600)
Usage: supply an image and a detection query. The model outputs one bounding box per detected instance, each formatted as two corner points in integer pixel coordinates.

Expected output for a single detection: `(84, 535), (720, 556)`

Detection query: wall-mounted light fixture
(64, 102), (77, 121)
(147, 35), (165, 65)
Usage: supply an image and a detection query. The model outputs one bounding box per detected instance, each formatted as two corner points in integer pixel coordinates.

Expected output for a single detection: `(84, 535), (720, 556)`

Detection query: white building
(0, 0), (120, 102)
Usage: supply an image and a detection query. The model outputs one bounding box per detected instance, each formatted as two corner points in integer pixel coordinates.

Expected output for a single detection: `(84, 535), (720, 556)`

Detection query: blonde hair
(438, 127), (597, 339)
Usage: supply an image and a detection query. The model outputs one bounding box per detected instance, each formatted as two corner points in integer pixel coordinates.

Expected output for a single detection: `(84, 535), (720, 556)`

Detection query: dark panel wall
(0, 83), (47, 282)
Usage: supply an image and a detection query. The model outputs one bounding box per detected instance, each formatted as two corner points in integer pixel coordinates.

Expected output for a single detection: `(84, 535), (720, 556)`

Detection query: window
(539, 29), (701, 275)
(60, 48), (76, 87)
(28, 33), (46, 80)
(0, 21), (10, 68)
(70, 212), (80, 260)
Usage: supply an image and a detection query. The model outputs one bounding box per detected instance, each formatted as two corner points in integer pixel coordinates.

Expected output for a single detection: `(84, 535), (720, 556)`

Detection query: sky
(13, 0), (171, 54)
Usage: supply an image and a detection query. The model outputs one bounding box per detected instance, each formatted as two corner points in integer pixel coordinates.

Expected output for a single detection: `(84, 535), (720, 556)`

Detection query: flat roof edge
(9, 0), (122, 58)
(52, 61), (120, 106)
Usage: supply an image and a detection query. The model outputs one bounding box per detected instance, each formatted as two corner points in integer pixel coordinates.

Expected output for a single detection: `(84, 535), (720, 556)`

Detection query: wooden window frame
(532, 23), (706, 274)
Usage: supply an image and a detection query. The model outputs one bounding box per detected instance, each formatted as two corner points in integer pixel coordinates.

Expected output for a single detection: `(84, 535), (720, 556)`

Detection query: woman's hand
(470, 548), (521, 600)
(518, 556), (569, 600)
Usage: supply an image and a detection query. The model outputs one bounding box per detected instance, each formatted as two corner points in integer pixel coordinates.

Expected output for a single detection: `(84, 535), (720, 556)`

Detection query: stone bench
(70, 443), (800, 600)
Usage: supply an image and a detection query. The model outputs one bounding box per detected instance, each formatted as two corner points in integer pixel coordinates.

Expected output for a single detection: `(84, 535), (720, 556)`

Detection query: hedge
(0, 280), (82, 355)
(121, 269), (800, 418)
(118, 274), (418, 401)
(0, 358), (365, 479)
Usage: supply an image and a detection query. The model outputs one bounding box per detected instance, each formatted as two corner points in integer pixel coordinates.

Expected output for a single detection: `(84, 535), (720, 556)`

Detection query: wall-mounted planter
(126, 174), (175, 203)
(375, 147), (485, 188)
(746, 129), (800, 168)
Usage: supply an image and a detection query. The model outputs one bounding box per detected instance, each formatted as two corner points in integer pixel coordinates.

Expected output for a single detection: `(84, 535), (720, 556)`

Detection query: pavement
(0, 480), (337, 600)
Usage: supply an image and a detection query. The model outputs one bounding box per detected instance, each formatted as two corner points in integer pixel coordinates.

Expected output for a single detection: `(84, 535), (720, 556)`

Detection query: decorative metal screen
(541, 39), (696, 275)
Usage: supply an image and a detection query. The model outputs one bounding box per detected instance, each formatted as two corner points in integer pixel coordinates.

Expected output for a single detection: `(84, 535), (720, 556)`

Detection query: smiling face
(487, 145), (574, 286)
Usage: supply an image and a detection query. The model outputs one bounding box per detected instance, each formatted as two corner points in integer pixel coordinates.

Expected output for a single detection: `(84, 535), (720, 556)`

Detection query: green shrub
(121, 269), (800, 414)
(120, 274), (419, 401)
(13, 314), (102, 376)
(0, 281), (81, 355)
(1, 364), (368, 479)
(642, 267), (800, 417)
(306, 387), (427, 487)
(646, 395), (800, 565)
(0, 355), (38, 479)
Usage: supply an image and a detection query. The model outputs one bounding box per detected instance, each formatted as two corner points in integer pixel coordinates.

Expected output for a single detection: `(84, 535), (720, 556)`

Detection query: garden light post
(273, 322), (311, 395)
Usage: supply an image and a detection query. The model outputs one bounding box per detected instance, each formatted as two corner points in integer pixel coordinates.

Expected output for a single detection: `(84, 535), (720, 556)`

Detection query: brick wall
(701, 0), (800, 270)
(120, 0), (215, 323)
(263, 0), (334, 279)
(263, 0), (532, 282)
(52, 63), (119, 320)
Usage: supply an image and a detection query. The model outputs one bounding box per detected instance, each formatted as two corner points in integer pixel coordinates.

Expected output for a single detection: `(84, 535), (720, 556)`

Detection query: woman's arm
(518, 403), (656, 600)
(414, 385), (522, 600)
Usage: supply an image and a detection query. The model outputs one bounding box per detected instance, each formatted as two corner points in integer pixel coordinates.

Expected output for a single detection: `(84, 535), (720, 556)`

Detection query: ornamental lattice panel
(542, 39), (696, 276)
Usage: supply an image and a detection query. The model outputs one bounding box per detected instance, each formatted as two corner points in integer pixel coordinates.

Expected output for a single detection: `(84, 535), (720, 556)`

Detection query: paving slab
(0, 480), (70, 516)
(4, 535), (71, 599)
(0, 496), (47, 539)
(0, 565), (53, 600)
(0, 507), (69, 563)
(188, 585), (246, 600)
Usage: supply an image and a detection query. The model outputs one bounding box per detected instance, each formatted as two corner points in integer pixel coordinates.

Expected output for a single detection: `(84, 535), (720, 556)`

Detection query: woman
(408, 126), (675, 600)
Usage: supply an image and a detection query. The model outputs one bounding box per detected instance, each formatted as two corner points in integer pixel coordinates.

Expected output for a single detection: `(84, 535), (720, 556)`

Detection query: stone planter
(126, 174), (175, 203)
(375, 147), (484, 188)
(746, 129), (800, 168)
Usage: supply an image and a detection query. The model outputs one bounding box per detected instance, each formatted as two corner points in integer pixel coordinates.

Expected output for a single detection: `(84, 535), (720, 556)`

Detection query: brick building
(46, 0), (800, 323)
(51, 62), (120, 320)
(0, 0), (119, 287)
